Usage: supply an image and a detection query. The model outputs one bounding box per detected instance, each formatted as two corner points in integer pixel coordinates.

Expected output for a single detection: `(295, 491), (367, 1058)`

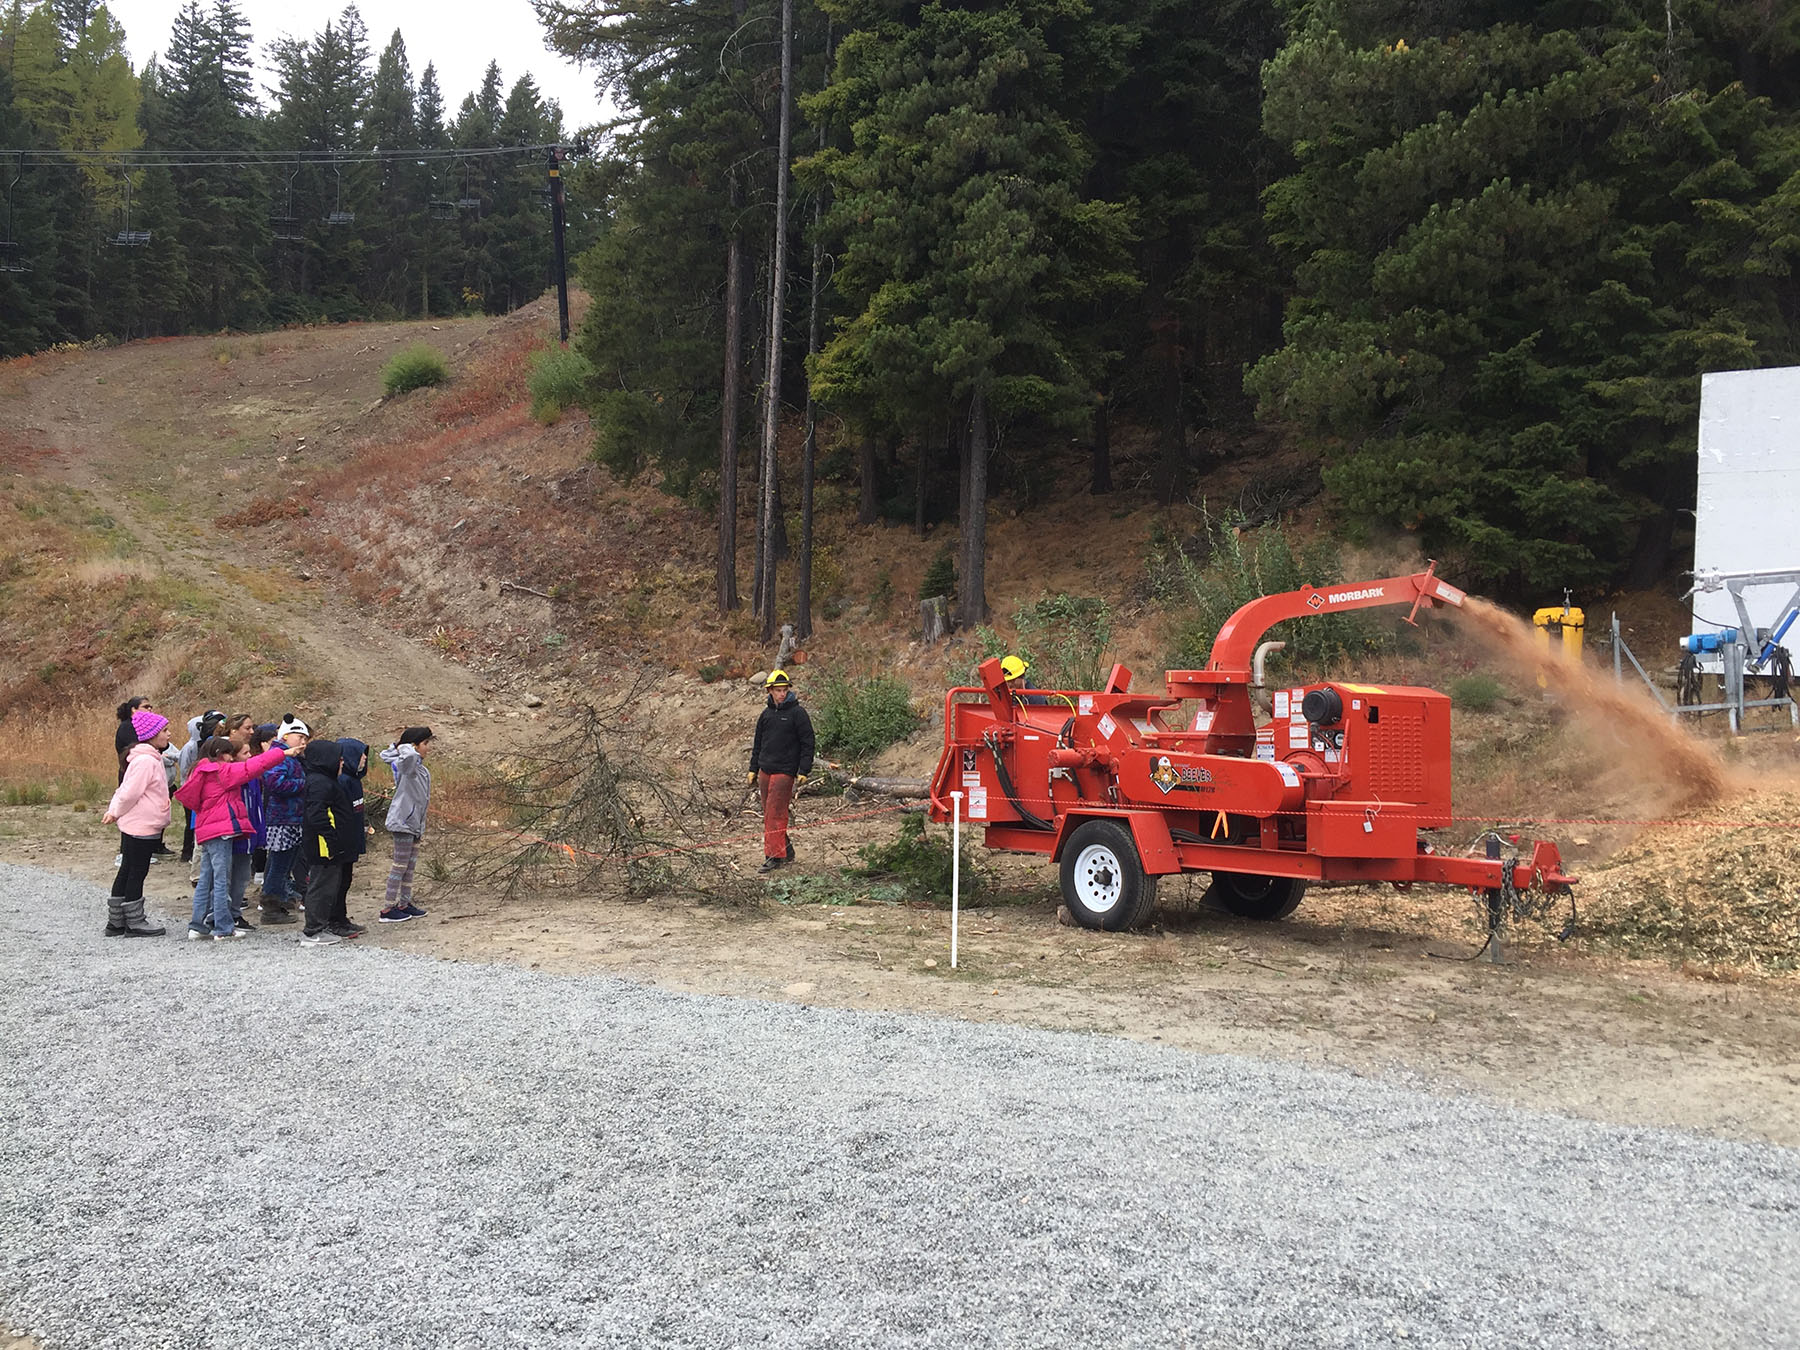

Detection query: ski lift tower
(1, 153), (29, 273)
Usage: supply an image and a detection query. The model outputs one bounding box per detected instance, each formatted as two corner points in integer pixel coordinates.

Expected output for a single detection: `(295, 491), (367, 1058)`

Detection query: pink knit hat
(131, 709), (169, 742)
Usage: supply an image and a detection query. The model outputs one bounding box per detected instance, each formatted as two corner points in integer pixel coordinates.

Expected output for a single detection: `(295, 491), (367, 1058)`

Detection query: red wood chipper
(927, 565), (1574, 937)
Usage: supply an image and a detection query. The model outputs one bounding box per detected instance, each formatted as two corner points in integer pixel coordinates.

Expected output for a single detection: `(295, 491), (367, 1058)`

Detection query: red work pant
(758, 772), (795, 860)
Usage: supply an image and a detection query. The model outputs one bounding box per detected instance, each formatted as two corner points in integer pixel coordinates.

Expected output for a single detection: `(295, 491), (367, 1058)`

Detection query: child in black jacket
(300, 739), (360, 946)
(334, 737), (371, 931)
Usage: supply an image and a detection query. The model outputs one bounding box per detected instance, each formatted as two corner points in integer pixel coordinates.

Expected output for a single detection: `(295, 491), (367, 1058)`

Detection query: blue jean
(189, 838), (236, 934)
(228, 852), (253, 920)
(263, 847), (296, 903)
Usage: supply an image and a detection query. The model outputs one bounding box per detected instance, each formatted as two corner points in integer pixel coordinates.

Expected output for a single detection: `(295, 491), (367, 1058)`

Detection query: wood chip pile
(1578, 790), (1800, 973)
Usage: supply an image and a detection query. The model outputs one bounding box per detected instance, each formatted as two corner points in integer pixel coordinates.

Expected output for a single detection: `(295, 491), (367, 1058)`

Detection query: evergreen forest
(9, 0), (1800, 618)
(0, 0), (570, 348)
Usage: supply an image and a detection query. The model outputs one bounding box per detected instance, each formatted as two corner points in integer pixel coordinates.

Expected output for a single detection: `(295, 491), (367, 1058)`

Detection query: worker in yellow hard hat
(746, 669), (814, 872)
(1000, 655), (1049, 706)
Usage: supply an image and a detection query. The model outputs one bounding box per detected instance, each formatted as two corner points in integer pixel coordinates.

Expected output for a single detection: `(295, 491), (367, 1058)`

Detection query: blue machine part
(1756, 609), (1799, 668)
(1681, 629), (1740, 654)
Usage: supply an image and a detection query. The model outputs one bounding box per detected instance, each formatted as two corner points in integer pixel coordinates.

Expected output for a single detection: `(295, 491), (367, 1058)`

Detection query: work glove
(745, 771), (757, 786)
(796, 774), (808, 786)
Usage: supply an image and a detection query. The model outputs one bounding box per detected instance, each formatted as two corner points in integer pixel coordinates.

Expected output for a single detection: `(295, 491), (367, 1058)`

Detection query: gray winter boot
(104, 896), (127, 937)
(120, 898), (166, 938)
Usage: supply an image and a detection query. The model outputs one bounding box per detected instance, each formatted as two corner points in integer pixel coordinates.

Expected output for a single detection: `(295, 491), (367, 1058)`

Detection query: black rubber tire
(1060, 820), (1157, 931)
(1210, 871), (1307, 921)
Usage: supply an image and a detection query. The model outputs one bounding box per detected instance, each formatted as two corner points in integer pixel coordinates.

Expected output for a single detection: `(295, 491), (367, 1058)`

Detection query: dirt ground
(9, 802), (1798, 1152)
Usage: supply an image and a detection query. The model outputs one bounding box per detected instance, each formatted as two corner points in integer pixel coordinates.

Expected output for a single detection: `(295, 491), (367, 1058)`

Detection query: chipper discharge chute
(927, 565), (1573, 934)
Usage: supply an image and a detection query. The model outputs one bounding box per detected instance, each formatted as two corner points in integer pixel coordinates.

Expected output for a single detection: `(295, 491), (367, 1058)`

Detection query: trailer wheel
(1209, 871), (1306, 922)
(1060, 821), (1157, 931)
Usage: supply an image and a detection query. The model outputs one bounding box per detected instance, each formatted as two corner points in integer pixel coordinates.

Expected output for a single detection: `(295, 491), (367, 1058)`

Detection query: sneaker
(259, 906), (298, 926)
(339, 917), (367, 935)
(400, 902), (428, 918)
(299, 930), (343, 947)
(233, 915), (256, 932)
(378, 906), (413, 923)
(327, 921), (363, 939)
(187, 925), (210, 942)
(758, 857), (784, 874)
(212, 928), (247, 942)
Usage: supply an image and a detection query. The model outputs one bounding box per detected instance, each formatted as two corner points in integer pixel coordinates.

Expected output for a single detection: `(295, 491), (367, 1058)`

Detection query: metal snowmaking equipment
(927, 565), (1574, 953)
(1671, 566), (1800, 732)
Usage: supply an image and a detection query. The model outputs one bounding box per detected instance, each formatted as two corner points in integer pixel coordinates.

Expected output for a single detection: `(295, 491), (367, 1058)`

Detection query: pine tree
(1249, 3), (1800, 591)
(363, 29), (418, 314)
(811, 0), (1135, 625)
(0, 54), (60, 353)
(160, 0), (266, 329)
(414, 61), (457, 317)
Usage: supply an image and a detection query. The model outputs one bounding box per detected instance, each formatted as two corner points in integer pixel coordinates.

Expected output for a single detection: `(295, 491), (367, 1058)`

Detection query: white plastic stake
(950, 791), (962, 969)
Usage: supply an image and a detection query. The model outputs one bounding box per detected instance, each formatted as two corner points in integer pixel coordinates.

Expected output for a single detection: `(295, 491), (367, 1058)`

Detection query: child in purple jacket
(257, 715), (310, 925)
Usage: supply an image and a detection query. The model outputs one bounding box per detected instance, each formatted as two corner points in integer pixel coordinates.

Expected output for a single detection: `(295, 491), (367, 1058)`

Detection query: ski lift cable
(9, 143), (577, 170)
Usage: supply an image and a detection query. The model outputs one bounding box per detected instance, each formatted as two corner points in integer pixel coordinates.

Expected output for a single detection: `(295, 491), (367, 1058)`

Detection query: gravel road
(3, 862), (1797, 1349)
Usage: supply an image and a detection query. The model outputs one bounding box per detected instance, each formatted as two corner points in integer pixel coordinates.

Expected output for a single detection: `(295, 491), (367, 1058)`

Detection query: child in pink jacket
(173, 735), (301, 941)
(102, 708), (175, 937)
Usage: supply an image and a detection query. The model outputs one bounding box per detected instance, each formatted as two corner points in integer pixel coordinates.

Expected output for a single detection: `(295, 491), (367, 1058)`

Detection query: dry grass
(431, 329), (546, 425)
(69, 556), (159, 584)
(0, 710), (125, 804)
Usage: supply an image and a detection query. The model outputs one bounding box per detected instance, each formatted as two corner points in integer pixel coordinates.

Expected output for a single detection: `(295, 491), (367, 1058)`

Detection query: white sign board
(1693, 368), (1800, 660)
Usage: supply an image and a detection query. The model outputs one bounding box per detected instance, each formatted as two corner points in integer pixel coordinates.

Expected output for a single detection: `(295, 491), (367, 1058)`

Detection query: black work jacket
(751, 694), (815, 777)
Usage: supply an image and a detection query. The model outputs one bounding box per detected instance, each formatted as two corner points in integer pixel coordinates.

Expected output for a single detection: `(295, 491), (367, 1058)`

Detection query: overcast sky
(103, 0), (610, 131)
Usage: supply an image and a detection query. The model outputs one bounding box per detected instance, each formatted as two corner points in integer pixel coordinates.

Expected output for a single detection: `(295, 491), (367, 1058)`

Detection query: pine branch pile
(446, 690), (763, 908)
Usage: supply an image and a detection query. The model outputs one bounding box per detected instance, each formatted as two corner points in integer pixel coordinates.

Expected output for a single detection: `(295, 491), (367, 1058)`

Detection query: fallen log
(844, 775), (930, 799)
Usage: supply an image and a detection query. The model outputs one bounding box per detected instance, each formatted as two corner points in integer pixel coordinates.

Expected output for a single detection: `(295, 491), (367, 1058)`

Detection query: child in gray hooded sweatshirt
(378, 726), (432, 922)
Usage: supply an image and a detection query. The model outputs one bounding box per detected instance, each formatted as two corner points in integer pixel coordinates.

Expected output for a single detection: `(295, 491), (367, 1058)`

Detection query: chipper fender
(1050, 809), (1180, 876)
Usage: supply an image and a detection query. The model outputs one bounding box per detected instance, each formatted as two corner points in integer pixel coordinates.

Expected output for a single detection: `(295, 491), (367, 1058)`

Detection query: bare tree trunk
(857, 437), (878, 524)
(796, 28), (831, 641)
(957, 387), (990, 628)
(914, 435), (930, 537)
(1155, 352), (1188, 505)
(755, 0), (795, 643)
(718, 175), (746, 613)
(797, 211), (823, 639)
(1091, 393), (1112, 494)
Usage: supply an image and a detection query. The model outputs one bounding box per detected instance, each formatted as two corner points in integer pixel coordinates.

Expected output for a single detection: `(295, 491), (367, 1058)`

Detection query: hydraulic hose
(985, 732), (1053, 831)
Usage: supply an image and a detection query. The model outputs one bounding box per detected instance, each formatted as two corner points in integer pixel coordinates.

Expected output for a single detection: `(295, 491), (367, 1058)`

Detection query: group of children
(103, 698), (435, 947)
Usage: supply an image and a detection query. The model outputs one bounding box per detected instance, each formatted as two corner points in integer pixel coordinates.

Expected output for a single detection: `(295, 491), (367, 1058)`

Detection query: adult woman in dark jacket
(747, 670), (814, 872)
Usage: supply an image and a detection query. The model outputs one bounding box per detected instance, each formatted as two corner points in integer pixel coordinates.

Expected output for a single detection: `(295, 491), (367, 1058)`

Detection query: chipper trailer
(927, 566), (1574, 935)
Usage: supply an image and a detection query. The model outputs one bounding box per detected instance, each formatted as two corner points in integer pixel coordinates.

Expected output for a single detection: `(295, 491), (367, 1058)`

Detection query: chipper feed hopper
(928, 566), (1573, 931)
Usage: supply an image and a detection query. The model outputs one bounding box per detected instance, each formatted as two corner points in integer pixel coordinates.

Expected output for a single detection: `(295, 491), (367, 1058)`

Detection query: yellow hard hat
(765, 669), (791, 688)
(1000, 655), (1028, 681)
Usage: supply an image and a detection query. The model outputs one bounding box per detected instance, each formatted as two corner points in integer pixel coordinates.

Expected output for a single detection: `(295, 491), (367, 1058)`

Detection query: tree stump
(920, 596), (952, 642)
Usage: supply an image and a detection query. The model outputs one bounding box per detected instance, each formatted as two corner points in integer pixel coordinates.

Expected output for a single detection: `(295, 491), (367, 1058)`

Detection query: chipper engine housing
(927, 566), (1572, 931)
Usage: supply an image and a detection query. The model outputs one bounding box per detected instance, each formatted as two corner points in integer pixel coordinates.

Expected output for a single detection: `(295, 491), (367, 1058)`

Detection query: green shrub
(528, 345), (596, 423)
(382, 344), (449, 396)
(853, 812), (985, 902)
(1149, 513), (1382, 676)
(814, 672), (919, 760)
(1450, 673), (1506, 712)
(972, 592), (1113, 691)
(919, 547), (957, 601)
